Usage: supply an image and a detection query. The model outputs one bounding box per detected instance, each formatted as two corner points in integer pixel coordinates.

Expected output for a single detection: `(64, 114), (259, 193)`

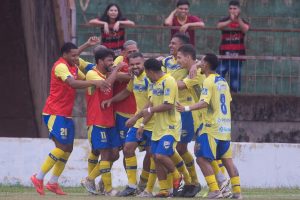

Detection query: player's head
(228, 0), (240, 15)
(176, 0), (190, 18)
(61, 42), (78, 66)
(169, 33), (190, 56)
(94, 48), (115, 72)
(123, 40), (139, 58)
(93, 44), (107, 55)
(100, 3), (125, 22)
(144, 58), (162, 82)
(128, 52), (144, 76)
(201, 53), (219, 73)
(177, 44), (196, 68)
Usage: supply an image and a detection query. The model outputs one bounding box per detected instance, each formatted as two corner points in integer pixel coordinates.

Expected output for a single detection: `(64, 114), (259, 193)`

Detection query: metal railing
(78, 25), (300, 96)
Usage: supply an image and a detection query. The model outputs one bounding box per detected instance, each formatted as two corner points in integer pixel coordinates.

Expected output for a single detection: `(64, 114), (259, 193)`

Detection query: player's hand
(87, 36), (101, 46)
(94, 80), (111, 92)
(101, 99), (112, 109)
(179, 24), (189, 33)
(113, 21), (120, 32)
(125, 116), (138, 128)
(104, 22), (110, 34)
(115, 61), (127, 70)
(189, 63), (198, 79)
(136, 126), (144, 140)
(176, 102), (185, 112)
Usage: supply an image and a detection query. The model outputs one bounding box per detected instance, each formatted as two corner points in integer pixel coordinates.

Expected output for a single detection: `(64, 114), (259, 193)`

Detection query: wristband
(140, 123), (145, 127)
(184, 106), (190, 112)
(147, 107), (152, 113)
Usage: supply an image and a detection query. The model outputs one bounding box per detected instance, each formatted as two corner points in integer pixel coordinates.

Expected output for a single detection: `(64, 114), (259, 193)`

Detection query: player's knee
(123, 144), (135, 157)
(155, 154), (166, 162)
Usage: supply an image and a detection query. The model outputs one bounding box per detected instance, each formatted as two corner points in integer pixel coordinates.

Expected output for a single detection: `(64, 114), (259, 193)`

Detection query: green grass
(0, 186), (300, 200)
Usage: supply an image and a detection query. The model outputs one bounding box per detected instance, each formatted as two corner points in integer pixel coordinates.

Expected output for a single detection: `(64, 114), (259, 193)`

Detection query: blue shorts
(180, 111), (195, 143)
(88, 125), (120, 150)
(125, 127), (152, 149)
(43, 114), (75, 145)
(194, 133), (232, 161)
(151, 135), (176, 156)
(196, 123), (204, 136)
(115, 113), (130, 146)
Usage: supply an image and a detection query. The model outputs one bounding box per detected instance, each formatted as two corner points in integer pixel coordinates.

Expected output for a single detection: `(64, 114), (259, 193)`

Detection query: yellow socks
(231, 176), (241, 194)
(88, 152), (98, 174)
(205, 175), (219, 192)
(182, 151), (199, 184)
(125, 156), (137, 188)
(171, 151), (191, 184)
(100, 161), (112, 192)
(145, 157), (156, 193)
(218, 160), (226, 175)
(158, 179), (169, 192)
(140, 169), (149, 183)
(40, 148), (65, 175)
(167, 173), (173, 192)
(172, 168), (181, 180)
(52, 152), (70, 177)
(88, 163), (100, 180)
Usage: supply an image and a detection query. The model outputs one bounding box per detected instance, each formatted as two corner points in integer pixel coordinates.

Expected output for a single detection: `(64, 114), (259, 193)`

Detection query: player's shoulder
(86, 69), (99, 80)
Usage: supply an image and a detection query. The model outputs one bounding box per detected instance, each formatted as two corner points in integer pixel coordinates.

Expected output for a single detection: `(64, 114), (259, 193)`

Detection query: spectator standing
(89, 3), (135, 56)
(164, 0), (204, 46)
(217, 0), (249, 92)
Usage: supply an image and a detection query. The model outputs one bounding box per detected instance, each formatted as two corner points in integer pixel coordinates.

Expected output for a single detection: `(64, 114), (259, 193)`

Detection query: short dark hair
(128, 52), (144, 61)
(60, 42), (77, 55)
(172, 32), (190, 45)
(144, 58), (162, 72)
(178, 44), (196, 60)
(177, 0), (190, 7)
(94, 48), (115, 64)
(203, 53), (219, 71)
(229, 0), (240, 7)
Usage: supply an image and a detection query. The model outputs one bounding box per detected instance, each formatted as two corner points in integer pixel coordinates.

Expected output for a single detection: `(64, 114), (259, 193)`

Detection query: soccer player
(176, 44), (232, 197)
(136, 58), (182, 197)
(176, 53), (242, 199)
(162, 33), (201, 195)
(80, 48), (123, 196)
(102, 52), (154, 196)
(30, 42), (110, 195)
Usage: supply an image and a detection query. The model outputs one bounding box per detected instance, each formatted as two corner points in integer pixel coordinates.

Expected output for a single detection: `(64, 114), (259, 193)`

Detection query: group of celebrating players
(29, 31), (242, 199)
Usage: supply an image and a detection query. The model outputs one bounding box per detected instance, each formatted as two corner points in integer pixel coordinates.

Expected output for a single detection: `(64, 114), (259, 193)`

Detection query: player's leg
(194, 133), (223, 199)
(87, 128), (100, 175)
(118, 127), (140, 196)
(219, 141), (242, 199)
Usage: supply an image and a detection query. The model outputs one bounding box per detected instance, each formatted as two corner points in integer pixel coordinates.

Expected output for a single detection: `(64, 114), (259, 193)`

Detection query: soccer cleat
(172, 175), (183, 196)
(222, 186), (233, 198)
(231, 193), (243, 199)
(137, 190), (154, 197)
(30, 174), (45, 195)
(97, 178), (105, 195)
(155, 190), (172, 198)
(219, 178), (230, 192)
(46, 182), (66, 195)
(80, 177), (98, 195)
(118, 186), (137, 197)
(105, 189), (119, 196)
(183, 184), (201, 197)
(207, 190), (223, 199)
(137, 176), (147, 192)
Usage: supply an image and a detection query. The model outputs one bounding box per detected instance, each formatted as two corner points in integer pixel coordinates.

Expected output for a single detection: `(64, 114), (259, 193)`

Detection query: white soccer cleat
(80, 177), (98, 195)
(105, 189), (119, 196)
(137, 190), (154, 197)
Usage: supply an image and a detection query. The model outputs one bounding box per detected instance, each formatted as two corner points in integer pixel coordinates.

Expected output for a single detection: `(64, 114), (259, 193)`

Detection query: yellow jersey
(162, 56), (194, 106)
(149, 74), (181, 141)
(200, 73), (232, 141)
(127, 72), (154, 131)
(78, 58), (95, 74)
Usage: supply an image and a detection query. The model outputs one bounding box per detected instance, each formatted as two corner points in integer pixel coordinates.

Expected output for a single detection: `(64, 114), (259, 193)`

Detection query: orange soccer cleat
(30, 174), (45, 195)
(46, 182), (66, 195)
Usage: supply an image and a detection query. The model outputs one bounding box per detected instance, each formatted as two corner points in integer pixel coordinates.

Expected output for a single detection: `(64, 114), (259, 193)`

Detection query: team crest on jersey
(202, 88), (208, 95)
(163, 141), (171, 149)
(165, 88), (170, 96)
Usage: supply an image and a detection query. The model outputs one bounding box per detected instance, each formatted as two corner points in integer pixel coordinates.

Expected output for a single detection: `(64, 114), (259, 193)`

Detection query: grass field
(1, 186), (300, 200)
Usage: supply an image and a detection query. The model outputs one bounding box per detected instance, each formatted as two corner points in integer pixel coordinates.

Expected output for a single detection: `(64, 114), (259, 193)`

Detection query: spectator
(89, 3), (135, 56)
(164, 0), (204, 46)
(217, 0), (249, 92)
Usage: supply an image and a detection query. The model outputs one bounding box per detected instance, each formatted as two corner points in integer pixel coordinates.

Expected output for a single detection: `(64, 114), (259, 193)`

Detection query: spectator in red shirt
(217, 0), (250, 92)
(164, 0), (205, 46)
(89, 3), (135, 56)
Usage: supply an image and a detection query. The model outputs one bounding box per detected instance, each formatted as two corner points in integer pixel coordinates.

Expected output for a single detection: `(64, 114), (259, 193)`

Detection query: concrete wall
(0, 138), (299, 188)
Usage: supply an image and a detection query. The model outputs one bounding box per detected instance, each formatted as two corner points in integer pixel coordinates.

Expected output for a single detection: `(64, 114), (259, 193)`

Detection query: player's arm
(89, 18), (106, 26)
(116, 72), (131, 82)
(101, 89), (130, 109)
(164, 9), (177, 26)
(78, 36), (101, 54)
(217, 17), (232, 30)
(117, 20), (135, 27)
(237, 18), (249, 33)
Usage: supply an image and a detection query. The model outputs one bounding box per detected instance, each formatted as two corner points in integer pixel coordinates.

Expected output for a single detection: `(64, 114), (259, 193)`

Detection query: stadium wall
(1, 138), (299, 188)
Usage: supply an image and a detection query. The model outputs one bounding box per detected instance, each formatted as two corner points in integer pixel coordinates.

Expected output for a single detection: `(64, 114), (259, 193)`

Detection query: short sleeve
(200, 78), (212, 104)
(79, 57), (95, 73)
(183, 69), (205, 89)
(126, 79), (134, 92)
(163, 78), (177, 105)
(189, 15), (201, 23)
(77, 69), (86, 80)
(114, 56), (124, 66)
(86, 70), (104, 81)
(54, 63), (72, 82)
